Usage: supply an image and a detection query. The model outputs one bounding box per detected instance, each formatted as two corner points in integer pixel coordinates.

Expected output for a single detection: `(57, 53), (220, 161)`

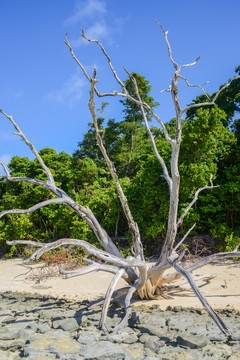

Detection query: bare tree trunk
(0, 22), (240, 335)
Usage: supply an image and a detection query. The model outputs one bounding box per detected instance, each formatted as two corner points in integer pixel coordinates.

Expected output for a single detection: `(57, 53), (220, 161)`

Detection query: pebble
(0, 291), (239, 359)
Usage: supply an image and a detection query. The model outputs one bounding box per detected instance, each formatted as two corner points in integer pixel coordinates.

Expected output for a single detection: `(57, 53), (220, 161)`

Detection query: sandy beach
(0, 258), (239, 310)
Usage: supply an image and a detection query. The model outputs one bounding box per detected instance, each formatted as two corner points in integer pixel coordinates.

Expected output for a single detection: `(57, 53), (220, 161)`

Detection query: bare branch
(182, 75), (240, 115)
(1, 170), (124, 260)
(125, 70), (173, 190)
(180, 56), (201, 69)
(8, 238), (145, 268)
(177, 175), (219, 228)
(59, 260), (128, 280)
(88, 68), (144, 260)
(113, 284), (136, 332)
(65, 34), (174, 146)
(173, 223), (196, 251)
(113, 265), (147, 332)
(155, 21), (178, 70)
(160, 86), (172, 93)
(0, 198), (66, 219)
(81, 30), (127, 94)
(0, 161), (10, 177)
(7, 240), (44, 247)
(0, 108), (55, 185)
(186, 251), (240, 273)
(155, 21), (200, 71)
(179, 75), (210, 100)
(87, 287), (130, 310)
(168, 256), (229, 335)
(99, 268), (125, 333)
(233, 241), (240, 252)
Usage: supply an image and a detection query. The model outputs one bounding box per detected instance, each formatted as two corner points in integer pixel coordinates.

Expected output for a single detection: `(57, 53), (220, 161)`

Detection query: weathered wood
(1, 22), (240, 336)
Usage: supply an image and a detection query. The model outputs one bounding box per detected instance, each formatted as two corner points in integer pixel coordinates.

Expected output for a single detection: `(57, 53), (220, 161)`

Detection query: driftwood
(1, 21), (240, 335)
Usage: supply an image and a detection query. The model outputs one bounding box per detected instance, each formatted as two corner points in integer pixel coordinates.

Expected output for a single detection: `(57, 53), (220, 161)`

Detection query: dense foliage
(0, 70), (240, 256)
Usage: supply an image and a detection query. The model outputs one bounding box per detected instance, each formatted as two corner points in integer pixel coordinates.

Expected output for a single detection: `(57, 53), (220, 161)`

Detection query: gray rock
(120, 342), (145, 359)
(144, 335), (166, 352)
(1, 291), (240, 360)
(52, 309), (76, 320)
(17, 328), (35, 341)
(24, 330), (81, 358)
(139, 333), (152, 343)
(106, 328), (138, 344)
(136, 313), (166, 328)
(0, 350), (21, 360)
(177, 335), (209, 349)
(0, 338), (25, 350)
(26, 321), (51, 333)
(52, 318), (79, 332)
(77, 330), (101, 344)
(23, 353), (58, 360)
(0, 328), (18, 340)
(38, 309), (65, 320)
(78, 341), (126, 359)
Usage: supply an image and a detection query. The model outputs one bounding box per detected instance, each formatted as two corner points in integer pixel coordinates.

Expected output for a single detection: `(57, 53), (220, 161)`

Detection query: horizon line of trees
(0, 67), (240, 257)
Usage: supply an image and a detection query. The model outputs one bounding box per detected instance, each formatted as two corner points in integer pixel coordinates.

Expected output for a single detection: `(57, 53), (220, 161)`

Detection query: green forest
(1, 67), (240, 258)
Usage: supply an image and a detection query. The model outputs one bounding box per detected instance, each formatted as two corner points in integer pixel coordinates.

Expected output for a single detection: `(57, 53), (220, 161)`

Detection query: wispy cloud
(0, 131), (15, 141)
(46, 72), (86, 107)
(64, 0), (126, 48)
(71, 22), (109, 47)
(14, 90), (24, 99)
(64, 0), (106, 26)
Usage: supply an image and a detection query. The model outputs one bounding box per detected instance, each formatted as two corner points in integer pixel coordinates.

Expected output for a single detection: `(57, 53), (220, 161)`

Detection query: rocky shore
(0, 291), (240, 360)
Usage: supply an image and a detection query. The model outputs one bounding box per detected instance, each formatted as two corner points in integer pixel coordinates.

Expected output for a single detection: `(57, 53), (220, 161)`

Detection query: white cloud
(64, 0), (106, 25)
(64, 0), (128, 48)
(46, 73), (86, 106)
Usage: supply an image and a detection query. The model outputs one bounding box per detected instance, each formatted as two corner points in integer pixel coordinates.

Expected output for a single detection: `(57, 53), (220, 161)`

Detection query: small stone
(78, 341), (126, 359)
(52, 318), (79, 332)
(0, 329), (18, 340)
(24, 331), (81, 357)
(77, 330), (100, 344)
(120, 342), (145, 358)
(0, 338), (25, 350)
(17, 328), (35, 341)
(26, 322), (50, 333)
(145, 335), (165, 352)
(177, 335), (208, 349)
(139, 333), (152, 343)
(0, 350), (16, 360)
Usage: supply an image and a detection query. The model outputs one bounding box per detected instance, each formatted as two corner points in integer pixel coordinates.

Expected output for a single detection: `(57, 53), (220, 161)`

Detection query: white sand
(0, 258), (239, 310)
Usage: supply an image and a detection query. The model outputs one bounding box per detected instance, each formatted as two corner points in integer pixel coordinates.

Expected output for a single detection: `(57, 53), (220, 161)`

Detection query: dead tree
(1, 22), (240, 335)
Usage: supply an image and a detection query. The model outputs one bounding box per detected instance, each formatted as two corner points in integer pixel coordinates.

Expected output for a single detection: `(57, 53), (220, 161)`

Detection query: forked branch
(182, 75), (240, 115)
(177, 175), (219, 228)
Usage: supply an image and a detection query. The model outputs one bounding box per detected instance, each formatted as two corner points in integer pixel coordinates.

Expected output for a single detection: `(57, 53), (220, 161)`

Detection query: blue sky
(0, 0), (239, 174)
